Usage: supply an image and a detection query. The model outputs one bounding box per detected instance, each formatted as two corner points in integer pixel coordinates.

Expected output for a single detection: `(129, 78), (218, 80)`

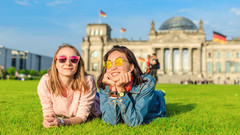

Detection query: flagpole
(120, 32), (122, 39)
(99, 13), (101, 24)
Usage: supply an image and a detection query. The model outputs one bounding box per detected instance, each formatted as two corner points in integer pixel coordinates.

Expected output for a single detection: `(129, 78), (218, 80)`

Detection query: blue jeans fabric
(99, 74), (166, 127)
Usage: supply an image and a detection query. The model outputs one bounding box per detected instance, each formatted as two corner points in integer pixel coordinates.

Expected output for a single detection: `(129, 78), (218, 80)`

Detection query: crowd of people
(180, 79), (214, 85)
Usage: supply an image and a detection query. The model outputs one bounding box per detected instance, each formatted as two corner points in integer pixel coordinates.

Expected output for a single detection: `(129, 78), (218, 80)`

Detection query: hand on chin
(111, 76), (120, 82)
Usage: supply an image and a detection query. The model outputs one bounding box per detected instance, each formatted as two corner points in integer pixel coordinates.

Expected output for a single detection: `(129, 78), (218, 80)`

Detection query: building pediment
(156, 33), (201, 43)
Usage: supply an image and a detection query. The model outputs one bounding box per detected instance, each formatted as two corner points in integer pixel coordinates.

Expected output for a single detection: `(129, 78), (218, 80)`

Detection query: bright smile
(111, 72), (120, 77)
(64, 68), (73, 70)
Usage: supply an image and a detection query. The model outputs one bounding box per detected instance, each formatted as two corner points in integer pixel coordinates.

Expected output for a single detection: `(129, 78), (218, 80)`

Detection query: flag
(120, 28), (126, 33)
(100, 10), (106, 17)
(213, 31), (226, 44)
(138, 57), (145, 62)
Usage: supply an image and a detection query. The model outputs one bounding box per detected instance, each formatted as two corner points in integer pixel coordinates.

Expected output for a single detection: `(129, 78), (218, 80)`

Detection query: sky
(0, 0), (240, 57)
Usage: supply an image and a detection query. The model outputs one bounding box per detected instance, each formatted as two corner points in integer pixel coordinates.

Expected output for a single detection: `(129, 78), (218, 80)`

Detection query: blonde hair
(48, 44), (88, 96)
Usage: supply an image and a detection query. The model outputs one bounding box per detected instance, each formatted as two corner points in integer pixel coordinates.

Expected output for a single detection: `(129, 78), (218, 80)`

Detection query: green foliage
(29, 70), (37, 76)
(0, 82), (240, 134)
(6, 67), (16, 76)
(19, 69), (27, 74)
(38, 70), (48, 76)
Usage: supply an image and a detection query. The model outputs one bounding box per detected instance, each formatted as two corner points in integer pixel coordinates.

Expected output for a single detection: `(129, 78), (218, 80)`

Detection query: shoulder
(141, 74), (155, 84)
(41, 73), (49, 80)
(84, 74), (95, 83)
(38, 74), (49, 86)
(131, 74), (155, 93)
(141, 74), (155, 88)
(37, 74), (50, 94)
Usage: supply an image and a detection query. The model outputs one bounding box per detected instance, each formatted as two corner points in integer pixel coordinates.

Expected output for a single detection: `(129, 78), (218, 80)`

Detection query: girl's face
(106, 51), (134, 82)
(55, 47), (79, 79)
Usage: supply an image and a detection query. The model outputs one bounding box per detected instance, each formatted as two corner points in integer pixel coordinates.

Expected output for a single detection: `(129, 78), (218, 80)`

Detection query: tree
(29, 70), (37, 76)
(19, 69), (27, 74)
(7, 67), (16, 76)
(38, 70), (48, 76)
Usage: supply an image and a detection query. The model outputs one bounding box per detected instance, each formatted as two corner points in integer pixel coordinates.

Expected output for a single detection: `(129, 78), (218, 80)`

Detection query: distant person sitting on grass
(37, 44), (101, 128)
(97, 45), (166, 127)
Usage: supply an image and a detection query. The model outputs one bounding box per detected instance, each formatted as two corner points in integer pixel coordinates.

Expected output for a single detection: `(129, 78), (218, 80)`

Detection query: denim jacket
(99, 74), (166, 127)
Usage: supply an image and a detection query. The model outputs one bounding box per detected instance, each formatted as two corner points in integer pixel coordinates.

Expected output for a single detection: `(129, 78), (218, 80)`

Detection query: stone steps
(156, 74), (201, 84)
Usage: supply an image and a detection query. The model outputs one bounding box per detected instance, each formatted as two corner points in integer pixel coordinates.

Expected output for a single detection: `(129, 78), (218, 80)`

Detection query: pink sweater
(37, 74), (101, 122)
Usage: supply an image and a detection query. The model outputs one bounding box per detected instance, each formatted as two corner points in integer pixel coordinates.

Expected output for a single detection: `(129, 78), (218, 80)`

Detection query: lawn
(0, 80), (239, 134)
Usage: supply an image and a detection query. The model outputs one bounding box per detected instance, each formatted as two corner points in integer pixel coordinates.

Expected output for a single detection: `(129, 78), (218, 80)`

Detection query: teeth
(112, 73), (119, 76)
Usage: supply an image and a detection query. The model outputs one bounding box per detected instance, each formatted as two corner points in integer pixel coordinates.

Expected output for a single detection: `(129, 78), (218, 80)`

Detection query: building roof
(159, 16), (198, 30)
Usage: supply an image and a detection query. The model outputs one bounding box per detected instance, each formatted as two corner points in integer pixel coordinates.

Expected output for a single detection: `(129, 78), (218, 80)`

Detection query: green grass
(0, 80), (240, 134)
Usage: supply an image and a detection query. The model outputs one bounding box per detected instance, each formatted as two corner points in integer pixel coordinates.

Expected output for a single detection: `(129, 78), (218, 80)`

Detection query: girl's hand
(102, 73), (115, 87)
(116, 72), (131, 92)
(43, 114), (59, 128)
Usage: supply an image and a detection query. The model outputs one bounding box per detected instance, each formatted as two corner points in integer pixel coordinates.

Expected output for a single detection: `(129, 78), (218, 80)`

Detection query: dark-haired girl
(97, 45), (166, 127)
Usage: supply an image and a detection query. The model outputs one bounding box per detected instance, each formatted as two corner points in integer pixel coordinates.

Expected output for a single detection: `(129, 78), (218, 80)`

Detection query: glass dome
(159, 16), (197, 30)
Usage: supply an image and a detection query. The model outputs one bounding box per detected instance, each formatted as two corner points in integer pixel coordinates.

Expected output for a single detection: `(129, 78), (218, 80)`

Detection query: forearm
(62, 117), (83, 126)
(100, 89), (121, 125)
(117, 85), (155, 126)
(117, 94), (144, 126)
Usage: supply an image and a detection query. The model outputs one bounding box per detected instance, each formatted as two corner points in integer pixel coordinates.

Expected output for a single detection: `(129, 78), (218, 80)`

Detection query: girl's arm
(37, 75), (56, 128)
(117, 75), (155, 127)
(99, 87), (121, 125)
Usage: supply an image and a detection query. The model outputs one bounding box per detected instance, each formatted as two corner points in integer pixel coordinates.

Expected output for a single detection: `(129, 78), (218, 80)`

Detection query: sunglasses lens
(104, 61), (112, 69)
(58, 56), (67, 63)
(70, 56), (79, 63)
(115, 57), (123, 66)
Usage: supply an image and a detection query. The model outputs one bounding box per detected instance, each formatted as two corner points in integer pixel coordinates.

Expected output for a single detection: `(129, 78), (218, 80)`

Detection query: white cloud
(15, 0), (31, 6)
(192, 20), (198, 25)
(230, 7), (240, 16)
(15, 0), (39, 6)
(46, 0), (73, 6)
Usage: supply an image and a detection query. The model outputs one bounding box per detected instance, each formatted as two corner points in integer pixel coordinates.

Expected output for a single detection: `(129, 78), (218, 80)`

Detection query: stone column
(159, 48), (164, 74)
(169, 48), (173, 75)
(197, 48), (202, 76)
(188, 48), (192, 75)
(179, 48), (183, 75)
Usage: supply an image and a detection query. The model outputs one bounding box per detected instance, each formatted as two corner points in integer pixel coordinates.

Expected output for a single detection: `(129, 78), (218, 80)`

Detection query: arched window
(92, 62), (98, 71)
(207, 62), (212, 73)
(173, 49), (180, 73)
(91, 51), (98, 58)
(99, 30), (103, 35)
(164, 49), (170, 71)
(226, 52), (230, 58)
(217, 52), (221, 58)
(90, 30), (94, 35)
(182, 49), (188, 73)
(95, 30), (98, 35)
(216, 62), (221, 73)
(235, 62), (239, 73)
(236, 53), (239, 58)
(225, 61), (231, 73)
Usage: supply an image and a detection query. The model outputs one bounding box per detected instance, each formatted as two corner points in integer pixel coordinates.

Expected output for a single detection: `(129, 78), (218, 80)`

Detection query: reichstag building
(81, 16), (240, 84)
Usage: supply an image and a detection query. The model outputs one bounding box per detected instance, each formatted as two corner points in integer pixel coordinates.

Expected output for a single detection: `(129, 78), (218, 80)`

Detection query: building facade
(0, 45), (52, 72)
(81, 16), (240, 84)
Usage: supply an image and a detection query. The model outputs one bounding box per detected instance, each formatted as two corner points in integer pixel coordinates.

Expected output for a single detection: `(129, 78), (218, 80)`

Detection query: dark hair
(97, 45), (146, 89)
